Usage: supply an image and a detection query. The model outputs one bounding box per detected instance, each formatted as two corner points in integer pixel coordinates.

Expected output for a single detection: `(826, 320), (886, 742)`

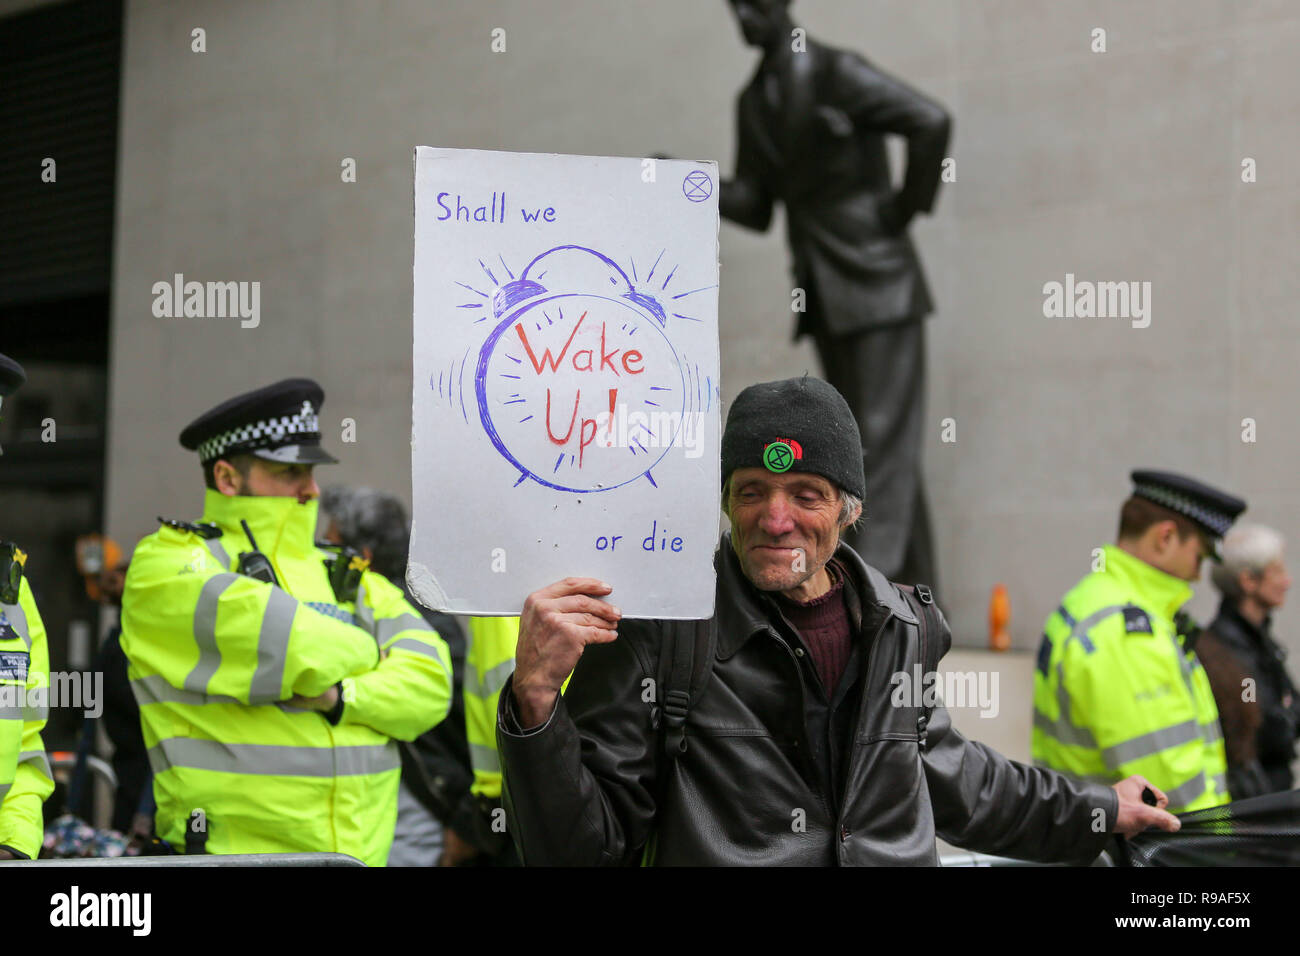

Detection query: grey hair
(721, 476), (863, 530)
(1211, 523), (1285, 599)
(318, 485), (411, 580)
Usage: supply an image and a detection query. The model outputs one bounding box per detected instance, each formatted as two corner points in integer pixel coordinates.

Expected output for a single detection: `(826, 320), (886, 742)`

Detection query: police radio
(236, 520), (280, 587)
(320, 545), (368, 604)
(0, 542), (26, 604)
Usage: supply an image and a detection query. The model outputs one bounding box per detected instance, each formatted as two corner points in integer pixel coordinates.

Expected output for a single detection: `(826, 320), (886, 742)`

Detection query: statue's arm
(836, 52), (952, 223)
(720, 113), (774, 232)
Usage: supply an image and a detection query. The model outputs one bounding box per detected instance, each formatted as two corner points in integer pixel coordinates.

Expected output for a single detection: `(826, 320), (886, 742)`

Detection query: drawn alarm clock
(473, 245), (693, 494)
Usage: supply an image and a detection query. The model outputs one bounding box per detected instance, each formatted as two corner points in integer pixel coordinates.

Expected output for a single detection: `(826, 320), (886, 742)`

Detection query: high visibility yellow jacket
(1033, 544), (1229, 812)
(0, 574), (54, 859)
(121, 491), (452, 866)
(464, 617), (521, 800)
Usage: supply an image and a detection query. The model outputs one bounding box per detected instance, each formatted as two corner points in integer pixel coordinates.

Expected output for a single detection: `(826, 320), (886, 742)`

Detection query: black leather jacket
(497, 535), (1117, 865)
(1206, 599), (1300, 796)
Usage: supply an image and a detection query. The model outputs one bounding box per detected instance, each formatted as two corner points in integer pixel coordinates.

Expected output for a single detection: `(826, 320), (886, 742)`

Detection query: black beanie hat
(721, 376), (865, 499)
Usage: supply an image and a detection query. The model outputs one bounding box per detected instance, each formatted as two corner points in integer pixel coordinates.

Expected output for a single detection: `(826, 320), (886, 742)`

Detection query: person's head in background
(1211, 524), (1292, 626)
(1116, 496), (1215, 583)
(318, 486), (411, 581)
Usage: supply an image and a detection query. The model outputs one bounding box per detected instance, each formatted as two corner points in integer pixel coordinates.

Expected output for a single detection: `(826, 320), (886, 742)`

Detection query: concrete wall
(106, 0), (1300, 652)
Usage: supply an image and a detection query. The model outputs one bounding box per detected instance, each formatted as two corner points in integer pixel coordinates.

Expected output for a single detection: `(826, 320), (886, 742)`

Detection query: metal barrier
(13, 852), (365, 867)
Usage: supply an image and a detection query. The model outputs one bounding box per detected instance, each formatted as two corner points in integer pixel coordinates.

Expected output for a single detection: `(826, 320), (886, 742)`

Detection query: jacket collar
(714, 530), (916, 660)
(1099, 544), (1193, 620)
(201, 489), (320, 560)
(1214, 596), (1271, 647)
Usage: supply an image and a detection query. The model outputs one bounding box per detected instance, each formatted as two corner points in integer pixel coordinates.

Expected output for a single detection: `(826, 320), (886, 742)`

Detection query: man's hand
(0, 849), (14, 861)
(1112, 775), (1181, 837)
(438, 828), (480, 867)
(288, 684), (340, 712)
(512, 577), (621, 728)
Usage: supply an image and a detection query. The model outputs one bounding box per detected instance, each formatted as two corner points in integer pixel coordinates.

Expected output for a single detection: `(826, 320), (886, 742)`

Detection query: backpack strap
(657, 617), (716, 763)
(896, 583), (943, 751)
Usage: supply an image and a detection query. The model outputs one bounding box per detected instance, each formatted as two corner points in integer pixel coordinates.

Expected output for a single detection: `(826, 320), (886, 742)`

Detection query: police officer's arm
(463, 616), (517, 801)
(0, 580), (54, 860)
(331, 572), (452, 742)
(497, 578), (659, 866)
(833, 50), (951, 228)
(120, 531), (379, 705)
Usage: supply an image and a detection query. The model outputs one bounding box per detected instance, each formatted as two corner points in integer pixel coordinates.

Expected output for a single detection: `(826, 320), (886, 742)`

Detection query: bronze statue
(721, 0), (951, 587)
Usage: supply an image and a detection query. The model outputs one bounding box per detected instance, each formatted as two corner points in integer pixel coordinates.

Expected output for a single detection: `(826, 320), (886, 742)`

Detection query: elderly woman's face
(1251, 559), (1291, 610)
(727, 466), (844, 597)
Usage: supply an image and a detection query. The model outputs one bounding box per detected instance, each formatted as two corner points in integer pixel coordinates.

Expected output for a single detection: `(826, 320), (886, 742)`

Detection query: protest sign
(409, 147), (720, 618)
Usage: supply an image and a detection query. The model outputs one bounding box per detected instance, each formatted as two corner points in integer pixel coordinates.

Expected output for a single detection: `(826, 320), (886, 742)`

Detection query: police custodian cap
(1130, 469), (1246, 539)
(0, 353), (26, 397)
(179, 378), (338, 465)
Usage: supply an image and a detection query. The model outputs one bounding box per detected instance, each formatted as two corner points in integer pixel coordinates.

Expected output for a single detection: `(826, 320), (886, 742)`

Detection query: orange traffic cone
(989, 584), (1011, 652)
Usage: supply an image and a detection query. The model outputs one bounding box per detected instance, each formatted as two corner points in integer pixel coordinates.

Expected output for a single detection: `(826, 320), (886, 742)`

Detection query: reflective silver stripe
(205, 538), (232, 570)
(466, 657), (516, 699)
(387, 637), (449, 670)
(1067, 604), (1124, 655)
(0, 782), (9, 803)
(1212, 772), (1227, 795)
(375, 613), (431, 644)
(18, 748), (51, 781)
(1164, 769), (1208, 808)
(1056, 604), (1077, 629)
(469, 741), (501, 775)
(149, 738), (400, 778)
(1202, 720), (1223, 745)
(1033, 707), (1097, 749)
(1040, 605), (1127, 749)
(0, 704), (22, 720)
(354, 580), (375, 636)
(1, 601), (30, 650)
(131, 674), (243, 708)
(184, 573), (240, 693)
(1100, 718), (1201, 768)
(249, 588), (297, 703)
(22, 701), (46, 723)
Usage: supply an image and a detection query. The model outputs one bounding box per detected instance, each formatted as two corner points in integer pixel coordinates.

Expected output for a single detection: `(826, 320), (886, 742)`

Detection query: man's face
(727, 466), (845, 596)
(1161, 525), (1212, 582)
(728, 0), (788, 48)
(223, 458), (320, 503)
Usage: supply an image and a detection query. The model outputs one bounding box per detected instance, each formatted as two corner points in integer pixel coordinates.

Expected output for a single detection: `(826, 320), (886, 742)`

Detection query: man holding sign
(497, 376), (1178, 865)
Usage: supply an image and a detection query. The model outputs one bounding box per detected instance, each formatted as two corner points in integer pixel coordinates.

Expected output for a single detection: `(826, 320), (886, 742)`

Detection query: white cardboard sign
(409, 147), (720, 619)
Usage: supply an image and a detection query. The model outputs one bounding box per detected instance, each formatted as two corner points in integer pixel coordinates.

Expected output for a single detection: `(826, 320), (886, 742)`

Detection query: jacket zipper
(764, 627), (832, 824)
(838, 611), (894, 847)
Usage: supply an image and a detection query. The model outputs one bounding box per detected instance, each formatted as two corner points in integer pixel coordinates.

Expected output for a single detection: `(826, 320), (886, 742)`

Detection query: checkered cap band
(196, 400), (321, 462)
(1133, 482), (1233, 537)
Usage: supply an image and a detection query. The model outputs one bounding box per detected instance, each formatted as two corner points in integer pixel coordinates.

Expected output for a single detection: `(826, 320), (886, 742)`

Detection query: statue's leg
(812, 317), (934, 586)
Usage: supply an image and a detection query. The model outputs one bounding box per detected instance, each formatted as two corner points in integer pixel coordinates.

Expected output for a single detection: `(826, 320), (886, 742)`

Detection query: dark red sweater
(776, 561), (852, 696)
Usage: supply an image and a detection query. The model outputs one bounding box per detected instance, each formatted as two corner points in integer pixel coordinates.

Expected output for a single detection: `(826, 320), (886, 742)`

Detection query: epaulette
(157, 516), (223, 539)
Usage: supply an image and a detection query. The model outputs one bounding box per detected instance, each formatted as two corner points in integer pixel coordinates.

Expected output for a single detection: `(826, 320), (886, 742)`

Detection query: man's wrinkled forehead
(730, 467), (837, 495)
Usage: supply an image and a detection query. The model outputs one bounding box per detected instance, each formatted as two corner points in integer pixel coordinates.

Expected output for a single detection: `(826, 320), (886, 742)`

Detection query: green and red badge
(762, 437), (803, 473)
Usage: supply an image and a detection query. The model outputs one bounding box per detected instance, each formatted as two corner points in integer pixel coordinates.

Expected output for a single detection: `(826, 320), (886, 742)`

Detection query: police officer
(0, 353), (55, 861)
(1034, 470), (1246, 812)
(120, 378), (453, 865)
